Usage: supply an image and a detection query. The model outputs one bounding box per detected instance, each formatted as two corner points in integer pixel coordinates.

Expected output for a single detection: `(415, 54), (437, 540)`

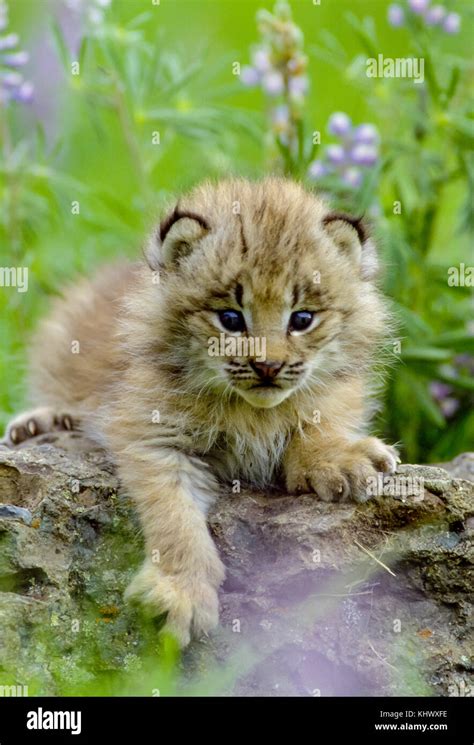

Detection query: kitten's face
(190, 273), (344, 409)
(150, 178), (385, 409)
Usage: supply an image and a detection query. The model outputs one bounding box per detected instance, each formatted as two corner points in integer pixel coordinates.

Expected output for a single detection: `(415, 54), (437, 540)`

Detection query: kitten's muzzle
(249, 360), (285, 384)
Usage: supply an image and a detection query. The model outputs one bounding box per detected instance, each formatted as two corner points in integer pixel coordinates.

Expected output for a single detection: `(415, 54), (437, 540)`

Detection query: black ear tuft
(159, 205), (210, 243)
(322, 210), (378, 280)
(322, 212), (368, 244)
(145, 204), (210, 270)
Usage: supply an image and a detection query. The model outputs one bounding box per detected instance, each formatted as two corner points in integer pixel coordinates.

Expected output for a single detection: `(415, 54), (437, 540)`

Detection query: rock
(435, 452), (474, 483)
(0, 433), (472, 697)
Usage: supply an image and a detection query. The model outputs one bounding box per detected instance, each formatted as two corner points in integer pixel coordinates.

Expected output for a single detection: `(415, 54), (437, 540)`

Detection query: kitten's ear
(322, 212), (378, 280)
(145, 205), (210, 270)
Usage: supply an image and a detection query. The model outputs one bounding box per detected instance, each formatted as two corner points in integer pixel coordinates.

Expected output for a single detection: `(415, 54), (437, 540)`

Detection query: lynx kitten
(4, 178), (398, 645)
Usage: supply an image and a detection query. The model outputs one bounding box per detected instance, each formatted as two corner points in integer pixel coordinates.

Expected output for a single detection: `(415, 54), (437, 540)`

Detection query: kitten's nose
(250, 360), (285, 381)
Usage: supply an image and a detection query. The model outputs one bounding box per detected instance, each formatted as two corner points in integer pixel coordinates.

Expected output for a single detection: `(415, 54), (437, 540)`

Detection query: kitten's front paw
(286, 437), (399, 504)
(1, 406), (77, 447)
(125, 558), (224, 647)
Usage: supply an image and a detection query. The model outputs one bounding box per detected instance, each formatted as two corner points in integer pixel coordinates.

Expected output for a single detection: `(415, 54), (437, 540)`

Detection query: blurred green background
(1, 0), (473, 462)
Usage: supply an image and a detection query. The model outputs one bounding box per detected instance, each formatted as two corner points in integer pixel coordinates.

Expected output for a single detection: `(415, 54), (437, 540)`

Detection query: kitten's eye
(289, 311), (316, 334)
(218, 309), (246, 333)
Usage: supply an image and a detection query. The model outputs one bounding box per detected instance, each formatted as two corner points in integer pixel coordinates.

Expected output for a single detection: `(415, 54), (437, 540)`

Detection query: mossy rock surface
(0, 436), (472, 696)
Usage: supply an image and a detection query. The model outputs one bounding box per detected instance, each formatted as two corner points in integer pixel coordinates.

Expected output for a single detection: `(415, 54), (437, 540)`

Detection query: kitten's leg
(119, 447), (225, 647)
(2, 406), (77, 446)
(283, 379), (399, 503)
(284, 432), (399, 503)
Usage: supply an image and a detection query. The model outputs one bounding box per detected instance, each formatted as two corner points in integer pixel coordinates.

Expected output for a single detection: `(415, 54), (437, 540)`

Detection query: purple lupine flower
(353, 123), (379, 145)
(454, 353), (474, 374)
(341, 168), (363, 188)
(326, 144), (346, 165)
(440, 398), (460, 418)
(88, 7), (103, 24)
(271, 104), (290, 126)
(11, 79), (33, 103)
(328, 112), (352, 137)
(443, 12), (461, 34)
(241, 65), (260, 87)
(350, 144), (378, 167)
(252, 48), (272, 73)
(288, 75), (309, 99)
(309, 112), (379, 189)
(430, 352), (473, 419)
(429, 381), (452, 400)
(1, 77), (16, 102)
(241, 1), (310, 167)
(0, 1), (33, 105)
(1, 70), (32, 103)
(390, 1), (461, 34)
(425, 5), (446, 25)
(1, 69), (21, 86)
(308, 160), (329, 180)
(388, 4), (405, 27)
(262, 70), (285, 96)
(2, 50), (29, 67)
(429, 381), (460, 420)
(286, 24), (304, 47)
(88, 0), (112, 23)
(65, 0), (112, 27)
(287, 57), (304, 75)
(0, 32), (18, 50)
(408, 0), (431, 14)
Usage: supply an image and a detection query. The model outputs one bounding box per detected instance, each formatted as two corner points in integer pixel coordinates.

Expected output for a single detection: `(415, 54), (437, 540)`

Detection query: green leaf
(127, 11), (153, 29)
(400, 348), (452, 362)
(344, 12), (379, 59)
(353, 162), (380, 213)
(275, 136), (293, 175)
(410, 379), (446, 429)
(390, 303), (432, 338)
(446, 65), (460, 102)
(437, 370), (474, 392)
(449, 115), (474, 149)
(79, 35), (89, 72)
(434, 331), (474, 353)
(428, 410), (474, 460)
(51, 20), (71, 72)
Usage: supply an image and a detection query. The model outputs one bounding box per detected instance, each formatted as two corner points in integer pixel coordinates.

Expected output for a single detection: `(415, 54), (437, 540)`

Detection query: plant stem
(110, 71), (152, 207)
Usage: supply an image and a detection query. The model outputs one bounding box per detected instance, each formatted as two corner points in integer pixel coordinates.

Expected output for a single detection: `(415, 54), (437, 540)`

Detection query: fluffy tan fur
(4, 177), (398, 645)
